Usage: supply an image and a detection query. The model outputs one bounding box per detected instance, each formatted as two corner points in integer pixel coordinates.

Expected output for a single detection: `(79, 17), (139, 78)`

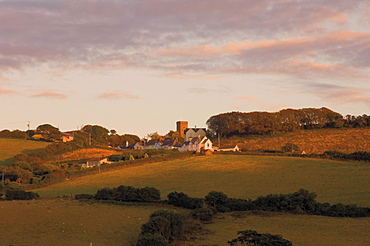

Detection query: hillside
(34, 155), (370, 207)
(221, 128), (370, 154)
(0, 138), (51, 166)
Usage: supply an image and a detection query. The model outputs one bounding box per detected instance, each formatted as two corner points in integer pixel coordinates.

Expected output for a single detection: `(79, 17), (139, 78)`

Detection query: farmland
(2, 150), (370, 245)
(34, 155), (370, 207)
(0, 138), (50, 166)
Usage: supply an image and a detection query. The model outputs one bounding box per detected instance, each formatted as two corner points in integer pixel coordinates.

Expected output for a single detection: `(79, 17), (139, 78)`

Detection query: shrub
(5, 188), (39, 200)
(140, 210), (185, 243)
(136, 233), (170, 246)
(75, 194), (94, 200)
(192, 207), (216, 222)
(167, 191), (204, 209)
(228, 230), (293, 246)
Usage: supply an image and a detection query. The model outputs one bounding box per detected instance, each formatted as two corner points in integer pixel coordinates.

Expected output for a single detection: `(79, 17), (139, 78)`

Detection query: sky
(0, 0), (369, 138)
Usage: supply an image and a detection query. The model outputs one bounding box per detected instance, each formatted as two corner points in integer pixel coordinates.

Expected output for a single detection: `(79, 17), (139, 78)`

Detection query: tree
(81, 125), (109, 146)
(228, 230), (292, 246)
(36, 124), (62, 141)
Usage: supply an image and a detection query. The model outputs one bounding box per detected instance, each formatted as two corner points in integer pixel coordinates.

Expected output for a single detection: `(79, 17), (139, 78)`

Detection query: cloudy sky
(1, 0), (369, 137)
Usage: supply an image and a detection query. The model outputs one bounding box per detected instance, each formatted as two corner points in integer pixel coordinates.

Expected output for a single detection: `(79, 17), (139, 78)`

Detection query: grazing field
(1, 200), (369, 246)
(35, 155), (370, 207)
(7, 154), (370, 245)
(0, 138), (50, 166)
(0, 199), (165, 246)
(180, 212), (370, 246)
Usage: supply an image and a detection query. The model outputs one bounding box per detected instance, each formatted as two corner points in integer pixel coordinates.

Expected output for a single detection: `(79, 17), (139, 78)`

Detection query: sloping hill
(0, 138), (51, 166)
(223, 128), (370, 154)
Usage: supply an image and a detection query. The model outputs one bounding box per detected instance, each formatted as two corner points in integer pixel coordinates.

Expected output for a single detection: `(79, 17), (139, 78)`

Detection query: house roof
(184, 128), (206, 134)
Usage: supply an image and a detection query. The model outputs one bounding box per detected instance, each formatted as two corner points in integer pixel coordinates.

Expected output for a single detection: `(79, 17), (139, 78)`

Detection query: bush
(192, 207), (216, 222)
(136, 233), (170, 246)
(140, 210), (185, 243)
(167, 191), (204, 209)
(228, 230), (293, 246)
(95, 185), (161, 202)
(75, 194), (94, 200)
(5, 188), (39, 200)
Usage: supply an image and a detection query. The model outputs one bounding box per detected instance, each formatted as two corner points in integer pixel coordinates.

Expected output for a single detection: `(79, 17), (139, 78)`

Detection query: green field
(4, 154), (370, 245)
(35, 155), (370, 207)
(0, 138), (50, 166)
(181, 212), (370, 246)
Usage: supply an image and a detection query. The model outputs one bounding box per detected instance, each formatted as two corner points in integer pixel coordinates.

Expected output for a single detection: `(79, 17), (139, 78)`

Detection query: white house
(218, 145), (240, 152)
(179, 136), (213, 153)
(79, 157), (111, 168)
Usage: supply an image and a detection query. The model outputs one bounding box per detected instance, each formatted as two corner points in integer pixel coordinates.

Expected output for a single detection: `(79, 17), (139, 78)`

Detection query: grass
(222, 128), (370, 154)
(6, 154), (370, 245)
(180, 212), (370, 246)
(0, 138), (50, 166)
(34, 155), (370, 207)
(0, 198), (169, 246)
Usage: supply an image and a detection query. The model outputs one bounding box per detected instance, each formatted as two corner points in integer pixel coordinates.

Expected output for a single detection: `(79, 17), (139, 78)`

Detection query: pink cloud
(98, 92), (139, 100)
(0, 88), (17, 94)
(31, 91), (67, 99)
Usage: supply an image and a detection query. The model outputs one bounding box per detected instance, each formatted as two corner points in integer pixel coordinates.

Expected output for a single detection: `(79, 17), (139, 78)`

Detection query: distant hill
(0, 138), (51, 166)
(219, 128), (370, 154)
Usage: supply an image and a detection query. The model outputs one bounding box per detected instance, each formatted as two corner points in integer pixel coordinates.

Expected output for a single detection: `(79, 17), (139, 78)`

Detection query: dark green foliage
(207, 108), (370, 137)
(0, 129), (27, 139)
(138, 210), (185, 244)
(192, 207), (216, 221)
(167, 191), (204, 209)
(5, 188), (39, 200)
(136, 233), (170, 246)
(75, 193), (94, 200)
(167, 189), (370, 218)
(95, 185), (161, 202)
(324, 151), (370, 162)
(228, 230), (293, 246)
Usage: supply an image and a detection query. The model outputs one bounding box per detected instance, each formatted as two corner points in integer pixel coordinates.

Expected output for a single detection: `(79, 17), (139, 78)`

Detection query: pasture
(0, 138), (50, 166)
(4, 154), (370, 245)
(35, 155), (370, 207)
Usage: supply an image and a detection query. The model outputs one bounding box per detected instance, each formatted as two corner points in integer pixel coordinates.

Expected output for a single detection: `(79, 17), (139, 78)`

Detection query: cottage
(79, 157), (111, 168)
(218, 145), (240, 152)
(61, 132), (74, 142)
(179, 136), (213, 153)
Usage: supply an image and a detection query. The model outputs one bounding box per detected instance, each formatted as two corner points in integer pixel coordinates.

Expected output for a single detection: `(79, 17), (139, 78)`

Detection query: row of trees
(167, 189), (370, 218)
(207, 107), (370, 137)
(0, 124), (140, 147)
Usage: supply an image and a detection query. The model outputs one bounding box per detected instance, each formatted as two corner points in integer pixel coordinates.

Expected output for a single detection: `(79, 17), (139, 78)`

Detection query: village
(61, 121), (240, 169)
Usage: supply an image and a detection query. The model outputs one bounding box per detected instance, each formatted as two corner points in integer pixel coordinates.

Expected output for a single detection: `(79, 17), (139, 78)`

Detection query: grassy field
(0, 138), (50, 166)
(34, 155), (370, 207)
(4, 154), (370, 245)
(180, 212), (370, 246)
(2, 199), (369, 246)
(224, 128), (370, 154)
(0, 199), (166, 246)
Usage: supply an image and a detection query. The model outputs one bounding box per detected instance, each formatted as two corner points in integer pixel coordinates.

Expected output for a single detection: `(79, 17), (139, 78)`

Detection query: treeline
(167, 189), (370, 218)
(207, 107), (370, 137)
(324, 151), (370, 162)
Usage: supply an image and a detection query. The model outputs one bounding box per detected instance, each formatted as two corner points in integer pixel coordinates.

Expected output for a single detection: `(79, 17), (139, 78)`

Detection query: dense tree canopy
(36, 124), (62, 141)
(207, 108), (369, 137)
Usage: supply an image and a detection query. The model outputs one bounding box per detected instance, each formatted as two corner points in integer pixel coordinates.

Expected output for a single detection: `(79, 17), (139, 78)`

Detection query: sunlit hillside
(34, 155), (370, 207)
(0, 138), (51, 166)
(221, 128), (370, 154)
